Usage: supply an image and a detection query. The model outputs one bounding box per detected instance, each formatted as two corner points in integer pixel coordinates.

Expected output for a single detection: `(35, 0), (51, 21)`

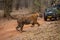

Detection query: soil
(0, 17), (60, 40)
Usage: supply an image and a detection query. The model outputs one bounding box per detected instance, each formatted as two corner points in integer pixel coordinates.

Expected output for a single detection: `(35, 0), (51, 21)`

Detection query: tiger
(11, 12), (40, 32)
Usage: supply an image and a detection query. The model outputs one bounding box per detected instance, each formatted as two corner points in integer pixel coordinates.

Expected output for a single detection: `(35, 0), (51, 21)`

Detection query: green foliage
(32, 0), (41, 12)
(57, 10), (60, 15)
(56, 9), (60, 18)
(34, 0), (41, 6)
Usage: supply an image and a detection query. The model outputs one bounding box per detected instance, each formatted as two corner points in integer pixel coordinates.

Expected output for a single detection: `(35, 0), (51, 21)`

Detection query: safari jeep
(44, 7), (57, 21)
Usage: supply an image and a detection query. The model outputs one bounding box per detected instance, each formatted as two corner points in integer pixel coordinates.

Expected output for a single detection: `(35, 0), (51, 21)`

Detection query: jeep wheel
(55, 17), (57, 20)
(44, 17), (47, 21)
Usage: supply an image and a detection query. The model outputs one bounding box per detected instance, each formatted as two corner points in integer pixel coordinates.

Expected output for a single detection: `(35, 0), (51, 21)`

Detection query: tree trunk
(15, 0), (20, 10)
(25, 0), (28, 8)
(4, 0), (13, 17)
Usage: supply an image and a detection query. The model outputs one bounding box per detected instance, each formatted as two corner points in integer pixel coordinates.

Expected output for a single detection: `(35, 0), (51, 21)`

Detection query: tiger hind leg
(16, 24), (24, 32)
(16, 25), (20, 31)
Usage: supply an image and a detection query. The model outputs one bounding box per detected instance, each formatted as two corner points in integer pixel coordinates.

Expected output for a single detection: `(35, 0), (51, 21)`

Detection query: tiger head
(32, 12), (40, 17)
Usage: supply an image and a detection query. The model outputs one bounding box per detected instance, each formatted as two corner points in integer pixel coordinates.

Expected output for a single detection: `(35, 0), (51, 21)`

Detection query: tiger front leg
(31, 23), (35, 27)
(34, 21), (40, 27)
(36, 22), (40, 26)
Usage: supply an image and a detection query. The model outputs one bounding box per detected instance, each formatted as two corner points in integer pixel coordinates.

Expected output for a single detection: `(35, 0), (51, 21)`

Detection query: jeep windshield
(45, 8), (57, 16)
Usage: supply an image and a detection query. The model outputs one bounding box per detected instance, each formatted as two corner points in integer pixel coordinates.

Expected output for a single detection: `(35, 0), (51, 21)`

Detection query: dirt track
(0, 18), (60, 40)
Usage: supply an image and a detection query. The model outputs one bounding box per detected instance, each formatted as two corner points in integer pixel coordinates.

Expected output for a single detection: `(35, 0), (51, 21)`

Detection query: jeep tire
(44, 16), (47, 21)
